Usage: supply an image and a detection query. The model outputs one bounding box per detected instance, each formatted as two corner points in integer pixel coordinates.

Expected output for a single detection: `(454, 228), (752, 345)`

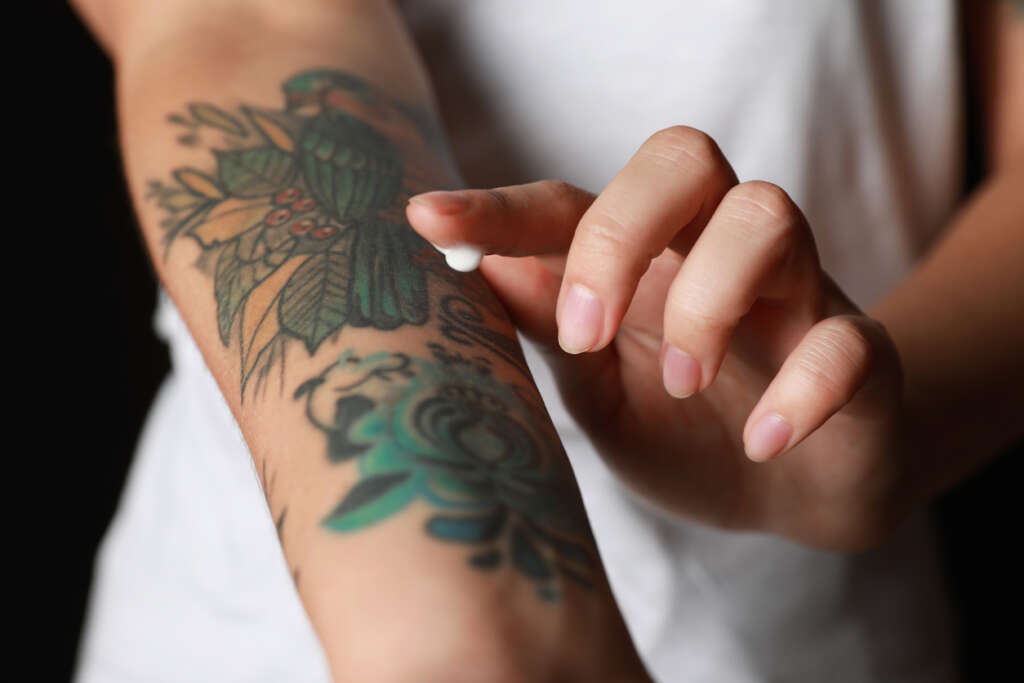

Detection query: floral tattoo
(149, 69), (461, 393)
(149, 69), (594, 601)
(296, 344), (598, 601)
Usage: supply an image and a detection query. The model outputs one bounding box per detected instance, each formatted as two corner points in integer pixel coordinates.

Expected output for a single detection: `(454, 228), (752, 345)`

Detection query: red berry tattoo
(311, 226), (337, 240)
(266, 208), (292, 226)
(275, 188), (301, 205)
(290, 219), (316, 236)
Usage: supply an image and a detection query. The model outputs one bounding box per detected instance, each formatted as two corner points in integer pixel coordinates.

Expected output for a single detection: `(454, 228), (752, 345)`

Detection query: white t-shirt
(78, 2), (962, 681)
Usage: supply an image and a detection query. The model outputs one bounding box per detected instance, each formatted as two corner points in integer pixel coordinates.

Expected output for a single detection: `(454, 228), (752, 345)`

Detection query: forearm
(872, 162), (1024, 501)
(96, 2), (644, 679)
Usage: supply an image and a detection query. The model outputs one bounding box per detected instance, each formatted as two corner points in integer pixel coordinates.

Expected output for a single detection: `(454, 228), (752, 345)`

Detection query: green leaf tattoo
(299, 345), (598, 602)
(148, 70), (447, 394)
(189, 103), (248, 137)
(279, 249), (352, 353)
(216, 147), (298, 197)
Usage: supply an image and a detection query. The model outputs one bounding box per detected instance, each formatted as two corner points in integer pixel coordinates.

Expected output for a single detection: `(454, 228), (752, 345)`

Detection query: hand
(407, 127), (909, 551)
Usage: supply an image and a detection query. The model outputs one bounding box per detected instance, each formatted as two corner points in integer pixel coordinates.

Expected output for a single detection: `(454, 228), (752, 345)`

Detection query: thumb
(479, 252), (623, 430)
(408, 181), (621, 426)
(405, 180), (595, 257)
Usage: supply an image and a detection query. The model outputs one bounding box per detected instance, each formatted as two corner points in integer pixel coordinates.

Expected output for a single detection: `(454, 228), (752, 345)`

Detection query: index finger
(406, 180), (595, 256)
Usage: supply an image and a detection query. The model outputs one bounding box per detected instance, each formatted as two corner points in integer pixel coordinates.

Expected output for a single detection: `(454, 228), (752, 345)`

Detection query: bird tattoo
(149, 69), (457, 394)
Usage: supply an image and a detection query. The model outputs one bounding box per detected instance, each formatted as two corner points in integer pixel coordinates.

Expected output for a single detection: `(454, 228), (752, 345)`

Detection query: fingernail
(408, 191), (471, 215)
(558, 284), (603, 354)
(745, 413), (793, 462)
(663, 346), (701, 398)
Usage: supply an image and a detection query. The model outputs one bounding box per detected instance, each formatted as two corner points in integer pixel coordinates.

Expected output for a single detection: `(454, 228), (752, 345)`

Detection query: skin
(71, 0), (1021, 677)
(406, 1), (1024, 551)
(72, 0), (650, 680)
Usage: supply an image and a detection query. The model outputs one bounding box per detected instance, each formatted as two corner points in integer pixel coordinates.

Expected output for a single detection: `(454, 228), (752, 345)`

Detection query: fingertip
(408, 190), (472, 215)
(406, 197), (472, 249)
(662, 345), (701, 398)
(404, 197), (435, 229)
(743, 412), (793, 462)
(557, 283), (604, 354)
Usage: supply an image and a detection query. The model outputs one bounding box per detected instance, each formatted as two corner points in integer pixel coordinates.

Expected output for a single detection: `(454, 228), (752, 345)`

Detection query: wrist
(299, 535), (647, 682)
(325, 612), (650, 683)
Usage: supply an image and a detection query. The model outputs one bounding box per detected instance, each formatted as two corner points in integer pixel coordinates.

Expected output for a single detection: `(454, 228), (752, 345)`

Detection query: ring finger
(660, 180), (825, 398)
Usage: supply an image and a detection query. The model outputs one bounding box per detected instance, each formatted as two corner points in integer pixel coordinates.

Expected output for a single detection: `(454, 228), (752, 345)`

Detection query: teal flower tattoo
(296, 344), (598, 601)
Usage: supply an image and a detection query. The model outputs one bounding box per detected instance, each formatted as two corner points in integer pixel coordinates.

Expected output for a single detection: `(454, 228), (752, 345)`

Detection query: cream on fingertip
(433, 243), (484, 272)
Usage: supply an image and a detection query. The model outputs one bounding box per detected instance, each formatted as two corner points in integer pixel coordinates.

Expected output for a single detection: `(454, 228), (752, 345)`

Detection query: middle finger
(556, 125), (736, 354)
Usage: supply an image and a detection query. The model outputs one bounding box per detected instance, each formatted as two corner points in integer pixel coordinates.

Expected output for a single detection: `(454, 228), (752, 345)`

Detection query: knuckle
(728, 181), (795, 218)
(794, 317), (873, 401)
(819, 316), (874, 364)
(538, 179), (593, 218)
(576, 215), (652, 278)
(724, 181), (800, 244)
(668, 289), (733, 336)
(643, 125), (722, 172)
(538, 179), (577, 200)
(483, 187), (513, 213)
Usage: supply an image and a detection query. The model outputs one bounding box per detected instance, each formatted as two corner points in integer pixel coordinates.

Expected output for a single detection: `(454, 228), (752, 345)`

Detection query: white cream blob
(433, 244), (484, 272)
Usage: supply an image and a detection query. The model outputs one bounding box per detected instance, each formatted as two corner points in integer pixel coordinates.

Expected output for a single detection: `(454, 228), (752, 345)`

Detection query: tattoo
(148, 69), (454, 394)
(296, 344), (598, 602)
(150, 69), (589, 600)
(438, 295), (532, 380)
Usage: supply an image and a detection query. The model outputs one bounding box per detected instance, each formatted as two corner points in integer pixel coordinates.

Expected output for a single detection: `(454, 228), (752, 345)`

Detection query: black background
(39, 1), (1020, 680)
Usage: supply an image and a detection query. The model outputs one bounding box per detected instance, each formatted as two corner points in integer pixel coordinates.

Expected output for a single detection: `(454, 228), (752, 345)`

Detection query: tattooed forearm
(113, 0), (650, 661)
(147, 69), (595, 604)
(296, 343), (598, 602)
(149, 70), (457, 395)
(438, 295), (532, 380)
